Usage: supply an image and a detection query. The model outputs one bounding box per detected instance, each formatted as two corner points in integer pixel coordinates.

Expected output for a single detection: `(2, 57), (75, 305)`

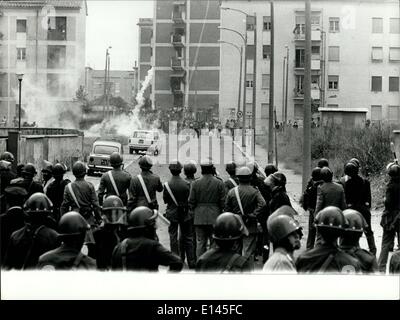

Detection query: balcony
(293, 87), (320, 100)
(294, 28), (321, 41)
(171, 57), (184, 70)
(171, 34), (185, 47)
(173, 0), (186, 5)
(172, 10), (185, 24)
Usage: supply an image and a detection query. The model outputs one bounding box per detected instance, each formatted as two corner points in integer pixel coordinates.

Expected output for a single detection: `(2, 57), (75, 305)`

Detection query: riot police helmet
(110, 152), (123, 167)
(213, 212), (244, 241)
(72, 161), (86, 178)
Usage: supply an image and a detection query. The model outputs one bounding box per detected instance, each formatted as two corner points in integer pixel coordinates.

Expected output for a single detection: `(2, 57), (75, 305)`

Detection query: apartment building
(152, 0), (221, 122)
(0, 0), (87, 125)
(220, 0), (400, 133)
(137, 17), (153, 101)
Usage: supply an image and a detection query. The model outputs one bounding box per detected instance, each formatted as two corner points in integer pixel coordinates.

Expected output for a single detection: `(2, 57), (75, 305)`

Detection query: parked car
(128, 130), (162, 156)
(87, 140), (123, 175)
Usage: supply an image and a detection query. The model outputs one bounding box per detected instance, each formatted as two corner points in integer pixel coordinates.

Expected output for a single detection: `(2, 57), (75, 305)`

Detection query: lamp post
(16, 73), (23, 132)
(103, 46), (111, 117)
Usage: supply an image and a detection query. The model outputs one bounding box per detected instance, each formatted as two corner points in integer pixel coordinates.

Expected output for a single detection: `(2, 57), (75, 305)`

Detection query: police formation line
(0, 151), (399, 274)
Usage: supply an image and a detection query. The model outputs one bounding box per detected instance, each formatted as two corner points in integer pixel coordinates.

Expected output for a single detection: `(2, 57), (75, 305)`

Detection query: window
(295, 75), (304, 93)
(47, 74), (66, 96)
(389, 77), (399, 91)
(390, 18), (400, 34)
(371, 47), (383, 61)
(261, 103), (269, 119)
(389, 47), (400, 61)
(328, 46), (340, 61)
(295, 16), (305, 35)
(328, 75), (339, 90)
(47, 45), (66, 68)
(311, 14), (320, 26)
(311, 75), (320, 88)
(295, 48), (305, 68)
(294, 104), (304, 119)
(327, 104), (339, 108)
(372, 18), (383, 33)
(16, 19), (26, 33)
(388, 106), (400, 121)
(371, 105), (382, 121)
(246, 16), (255, 31)
(329, 17), (340, 32)
(115, 82), (120, 94)
(48, 17), (67, 40)
(263, 16), (271, 31)
(312, 46), (320, 60)
(371, 76), (382, 92)
(262, 74), (270, 89)
(246, 74), (253, 88)
(16, 48), (26, 60)
(246, 45), (255, 59)
(263, 45), (271, 59)
(176, 47), (182, 58)
(94, 145), (119, 155)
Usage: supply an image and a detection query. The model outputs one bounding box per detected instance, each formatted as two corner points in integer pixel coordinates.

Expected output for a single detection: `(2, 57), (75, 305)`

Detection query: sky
(85, 0), (154, 70)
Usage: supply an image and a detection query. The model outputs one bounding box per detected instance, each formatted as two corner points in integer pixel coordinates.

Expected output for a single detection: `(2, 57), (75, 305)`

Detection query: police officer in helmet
(13, 163), (43, 198)
(196, 212), (253, 272)
(111, 206), (183, 271)
(38, 211), (96, 270)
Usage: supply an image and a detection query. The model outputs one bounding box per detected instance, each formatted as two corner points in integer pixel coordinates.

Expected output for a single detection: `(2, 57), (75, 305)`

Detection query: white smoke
(85, 67), (155, 137)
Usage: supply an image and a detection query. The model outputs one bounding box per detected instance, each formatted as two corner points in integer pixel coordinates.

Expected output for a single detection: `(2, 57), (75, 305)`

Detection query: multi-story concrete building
(0, 0), (87, 126)
(152, 0), (221, 122)
(84, 67), (138, 105)
(220, 0), (400, 133)
(137, 17), (153, 101)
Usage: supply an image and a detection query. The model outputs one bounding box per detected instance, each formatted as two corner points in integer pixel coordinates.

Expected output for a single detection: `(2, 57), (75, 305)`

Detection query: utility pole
(252, 13), (257, 157)
(282, 56), (286, 123)
(268, 1), (274, 163)
(285, 45), (289, 124)
(238, 46), (243, 118)
(302, 0), (312, 193)
(242, 29), (248, 148)
(107, 53), (111, 118)
(103, 49), (108, 117)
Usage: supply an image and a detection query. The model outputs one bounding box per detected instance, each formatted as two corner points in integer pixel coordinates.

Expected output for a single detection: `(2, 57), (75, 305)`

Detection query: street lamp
(103, 46), (112, 117)
(16, 73), (23, 132)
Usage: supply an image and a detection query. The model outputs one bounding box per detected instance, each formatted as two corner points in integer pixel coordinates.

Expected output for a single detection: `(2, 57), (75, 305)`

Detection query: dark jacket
(1, 168), (16, 195)
(4, 224), (59, 270)
(93, 226), (120, 270)
(302, 179), (323, 212)
(98, 168), (132, 206)
(381, 178), (400, 230)
(340, 245), (378, 273)
(189, 174), (226, 225)
(111, 236), (183, 271)
(38, 244), (96, 270)
(13, 178), (43, 199)
(389, 250), (400, 274)
(127, 171), (163, 212)
(163, 175), (191, 223)
(341, 175), (371, 208)
(196, 247), (253, 272)
(315, 182), (346, 214)
(0, 207), (25, 264)
(224, 184), (266, 233)
(224, 177), (239, 194)
(296, 243), (361, 273)
(46, 178), (70, 222)
(269, 187), (292, 214)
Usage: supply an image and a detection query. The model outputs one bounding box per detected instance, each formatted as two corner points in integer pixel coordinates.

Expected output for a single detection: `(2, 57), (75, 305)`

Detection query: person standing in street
(224, 161), (239, 194)
(13, 163), (44, 199)
(41, 160), (54, 194)
(46, 163), (70, 223)
(264, 172), (292, 213)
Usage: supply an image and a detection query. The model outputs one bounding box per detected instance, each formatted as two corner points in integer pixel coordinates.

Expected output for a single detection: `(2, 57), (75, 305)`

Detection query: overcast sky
(86, 0), (154, 70)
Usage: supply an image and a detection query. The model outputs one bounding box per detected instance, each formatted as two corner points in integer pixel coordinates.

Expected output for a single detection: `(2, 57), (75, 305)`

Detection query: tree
(74, 85), (90, 112)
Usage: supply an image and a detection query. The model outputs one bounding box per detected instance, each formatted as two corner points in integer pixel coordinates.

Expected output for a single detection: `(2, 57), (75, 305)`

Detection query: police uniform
(4, 224), (59, 270)
(163, 175), (195, 268)
(127, 171), (163, 212)
(269, 187), (292, 213)
(389, 250), (400, 274)
(315, 182), (346, 214)
(340, 245), (378, 273)
(0, 162), (17, 213)
(93, 225), (120, 270)
(111, 236), (183, 271)
(224, 176), (239, 193)
(263, 247), (297, 273)
(38, 244), (96, 270)
(188, 172), (226, 258)
(98, 168), (131, 206)
(296, 243), (362, 273)
(13, 177), (44, 199)
(196, 247), (253, 272)
(46, 178), (71, 223)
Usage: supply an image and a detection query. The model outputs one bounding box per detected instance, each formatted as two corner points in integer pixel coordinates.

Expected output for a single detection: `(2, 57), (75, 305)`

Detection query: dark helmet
(269, 205), (298, 220)
(343, 209), (366, 234)
(183, 160), (197, 175)
(388, 163), (400, 178)
(58, 211), (90, 237)
(23, 192), (53, 215)
(320, 166), (333, 182)
(139, 155), (153, 169)
(127, 206), (157, 230)
(1, 151), (15, 163)
(102, 195), (126, 224)
(22, 163), (37, 177)
(315, 206), (346, 231)
(349, 158), (360, 168)
(267, 214), (301, 243)
(41, 160), (53, 174)
(344, 162), (359, 177)
(52, 163), (67, 176)
(110, 152), (123, 167)
(311, 167), (322, 181)
(213, 212), (244, 241)
(225, 161), (236, 176)
(269, 172), (287, 187)
(264, 163), (278, 177)
(169, 159), (183, 172)
(72, 161), (86, 177)
(317, 158), (329, 168)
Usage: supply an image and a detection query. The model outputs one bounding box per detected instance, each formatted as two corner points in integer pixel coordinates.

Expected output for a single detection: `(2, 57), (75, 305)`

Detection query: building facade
(137, 17), (153, 101)
(153, 0), (221, 122)
(0, 0), (87, 126)
(220, 0), (400, 133)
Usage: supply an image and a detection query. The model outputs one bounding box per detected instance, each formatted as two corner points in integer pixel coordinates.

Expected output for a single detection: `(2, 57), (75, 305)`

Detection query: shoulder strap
(121, 239), (128, 271)
(137, 174), (151, 203)
(67, 183), (81, 209)
(234, 187), (244, 215)
(107, 171), (120, 196)
(22, 225), (45, 270)
(221, 253), (242, 273)
(229, 178), (238, 188)
(318, 253), (335, 274)
(72, 252), (84, 269)
(164, 182), (178, 206)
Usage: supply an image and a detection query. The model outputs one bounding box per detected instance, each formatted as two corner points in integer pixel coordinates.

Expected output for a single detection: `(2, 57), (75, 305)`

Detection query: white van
(128, 130), (161, 155)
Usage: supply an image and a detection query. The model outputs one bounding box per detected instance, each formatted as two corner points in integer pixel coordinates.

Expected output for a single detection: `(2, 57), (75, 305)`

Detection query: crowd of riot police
(0, 149), (399, 274)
